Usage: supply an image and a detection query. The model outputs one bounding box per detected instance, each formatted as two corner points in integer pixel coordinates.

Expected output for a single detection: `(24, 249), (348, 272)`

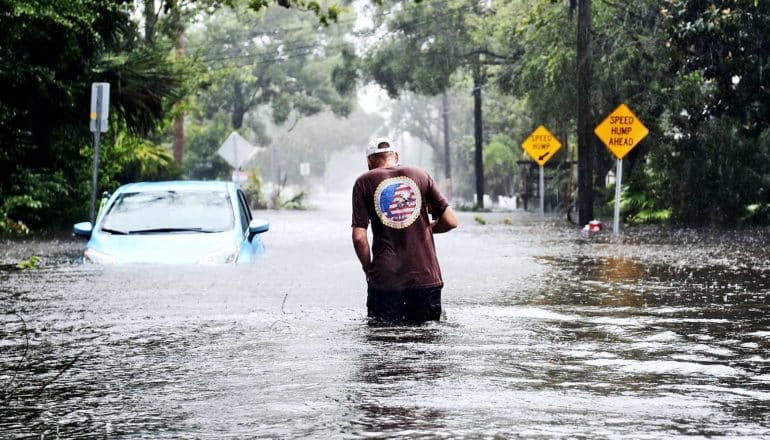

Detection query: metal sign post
(521, 125), (561, 222)
(90, 122), (100, 225)
(613, 158), (623, 234)
(539, 165), (545, 220)
(594, 103), (649, 235)
(89, 83), (110, 224)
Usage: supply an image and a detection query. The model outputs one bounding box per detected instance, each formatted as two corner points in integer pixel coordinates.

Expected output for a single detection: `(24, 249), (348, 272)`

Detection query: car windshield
(100, 190), (234, 234)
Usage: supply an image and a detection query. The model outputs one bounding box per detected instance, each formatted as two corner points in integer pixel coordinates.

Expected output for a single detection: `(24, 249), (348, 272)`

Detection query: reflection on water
(346, 324), (448, 438)
(1, 205), (769, 438)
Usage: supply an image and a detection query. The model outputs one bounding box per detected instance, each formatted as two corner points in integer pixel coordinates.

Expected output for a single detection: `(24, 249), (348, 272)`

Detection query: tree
(190, 4), (354, 132)
(656, 1), (770, 225)
(388, 93), (448, 179)
(0, 0), (187, 230)
(662, 1), (770, 136)
(490, 0), (671, 219)
(361, 0), (506, 208)
(140, 0), (234, 164)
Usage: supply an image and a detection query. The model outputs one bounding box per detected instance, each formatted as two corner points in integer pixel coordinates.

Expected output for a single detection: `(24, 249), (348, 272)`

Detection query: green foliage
(243, 0), (344, 25)
(744, 203), (770, 226)
(655, 1), (770, 225)
(80, 129), (182, 190)
(473, 215), (487, 225)
(279, 191), (308, 210)
(451, 135), (478, 202)
(241, 169), (267, 209)
(120, 141), (183, 182)
(386, 92), (461, 181)
(184, 114), (234, 180)
(189, 3), (354, 132)
(655, 117), (770, 226)
(662, 1), (770, 135)
(16, 255), (40, 270)
(361, 0), (474, 97)
(94, 47), (189, 136)
(4, 0), (770, 230)
(263, 184), (307, 209)
(0, 0), (190, 231)
(0, 172), (70, 232)
(618, 184), (671, 225)
(494, 1), (574, 127)
(0, 1), (129, 215)
(483, 134), (518, 198)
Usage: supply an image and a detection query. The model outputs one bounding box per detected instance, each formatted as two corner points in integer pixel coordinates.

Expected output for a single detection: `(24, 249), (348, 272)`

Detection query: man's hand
(352, 227), (371, 276)
(431, 206), (458, 234)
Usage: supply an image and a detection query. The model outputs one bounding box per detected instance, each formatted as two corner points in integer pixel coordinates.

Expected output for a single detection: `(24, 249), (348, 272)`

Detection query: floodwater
(1, 193), (769, 439)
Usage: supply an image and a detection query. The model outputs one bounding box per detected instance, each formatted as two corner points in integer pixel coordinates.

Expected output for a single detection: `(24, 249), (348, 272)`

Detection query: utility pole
(442, 92), (452, 201)
(577, 0), (594, 225)
(473, 53), (484, 209)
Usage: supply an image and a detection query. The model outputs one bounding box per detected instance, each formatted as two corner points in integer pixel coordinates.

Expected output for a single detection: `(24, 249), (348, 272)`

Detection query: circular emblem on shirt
(374, 176), (422, 229)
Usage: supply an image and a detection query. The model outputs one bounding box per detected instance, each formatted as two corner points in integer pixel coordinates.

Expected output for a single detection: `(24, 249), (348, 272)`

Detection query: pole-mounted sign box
(90, 82), (110, 133)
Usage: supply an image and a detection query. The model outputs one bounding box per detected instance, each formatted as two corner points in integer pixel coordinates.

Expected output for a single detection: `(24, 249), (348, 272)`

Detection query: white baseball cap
(366, 136), (398, 157)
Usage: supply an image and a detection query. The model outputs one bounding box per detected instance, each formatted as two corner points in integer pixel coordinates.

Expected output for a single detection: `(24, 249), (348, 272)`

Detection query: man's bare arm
(352, 227), (371, 274)
(431, 206), (458, 234)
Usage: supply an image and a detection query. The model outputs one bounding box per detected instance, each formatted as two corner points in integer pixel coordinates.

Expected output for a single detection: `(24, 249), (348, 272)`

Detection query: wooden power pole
(442, 92), (452, 201)
(473, 54), (484, 209)
(577, 0), (594, 225)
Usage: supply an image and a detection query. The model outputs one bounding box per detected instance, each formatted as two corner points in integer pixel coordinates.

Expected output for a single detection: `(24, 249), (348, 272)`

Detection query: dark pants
(367, 285), (442, 324)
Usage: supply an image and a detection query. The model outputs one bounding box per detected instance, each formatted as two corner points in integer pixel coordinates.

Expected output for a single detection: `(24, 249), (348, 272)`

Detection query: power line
(194, 0), (472, 67)
(200, 21), (471, 73)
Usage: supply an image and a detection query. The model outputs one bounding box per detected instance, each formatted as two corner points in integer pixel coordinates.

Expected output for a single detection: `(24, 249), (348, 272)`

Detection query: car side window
(237, 189), (252, 233)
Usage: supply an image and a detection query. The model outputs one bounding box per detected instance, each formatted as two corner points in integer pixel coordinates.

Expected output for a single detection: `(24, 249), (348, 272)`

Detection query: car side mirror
(73, 221), (93, 238)
(248, 218), (269, 240)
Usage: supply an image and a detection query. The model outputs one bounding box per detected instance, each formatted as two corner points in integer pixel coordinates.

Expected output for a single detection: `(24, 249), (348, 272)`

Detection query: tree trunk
(577, 0), (593, 225)
(473, 56), (484, 209)
(143, 0), (157, 43)
(442, 92), (452, 201)
(171, 2), (185, 164)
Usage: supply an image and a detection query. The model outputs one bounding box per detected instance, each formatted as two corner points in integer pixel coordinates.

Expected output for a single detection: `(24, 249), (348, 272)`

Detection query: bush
(241, 169), (267, 209)
(656, 116), (770, 226)
(0, 171), (70, 233)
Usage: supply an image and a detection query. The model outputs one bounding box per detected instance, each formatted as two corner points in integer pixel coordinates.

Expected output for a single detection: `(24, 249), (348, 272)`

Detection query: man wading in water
(351, 137), (458, 324)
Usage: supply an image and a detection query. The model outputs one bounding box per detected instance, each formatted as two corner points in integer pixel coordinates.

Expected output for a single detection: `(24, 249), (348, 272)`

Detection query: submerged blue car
(73, 180), (269, 264)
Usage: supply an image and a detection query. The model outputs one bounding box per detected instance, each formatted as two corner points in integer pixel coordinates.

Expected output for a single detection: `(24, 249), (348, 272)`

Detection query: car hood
(86, 231), (238, 264)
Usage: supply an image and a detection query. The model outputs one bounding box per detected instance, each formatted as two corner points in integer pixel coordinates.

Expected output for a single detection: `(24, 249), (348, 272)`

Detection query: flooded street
(2, 193), (770, 438)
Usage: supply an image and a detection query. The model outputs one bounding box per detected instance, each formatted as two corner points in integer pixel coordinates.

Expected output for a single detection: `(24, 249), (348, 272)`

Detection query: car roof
(116, 180), (236, 193)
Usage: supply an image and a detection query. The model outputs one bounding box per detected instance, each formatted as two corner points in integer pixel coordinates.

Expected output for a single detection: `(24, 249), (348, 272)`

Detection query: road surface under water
(1, 193), (769, 438)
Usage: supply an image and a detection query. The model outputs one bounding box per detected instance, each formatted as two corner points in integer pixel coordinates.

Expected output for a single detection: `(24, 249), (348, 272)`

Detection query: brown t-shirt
(352, 165), (449, 291)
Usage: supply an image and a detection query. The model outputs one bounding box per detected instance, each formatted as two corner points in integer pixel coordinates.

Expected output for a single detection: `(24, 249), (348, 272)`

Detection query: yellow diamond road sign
(594, 103), (649, 159)
(522, 125), (561, 166)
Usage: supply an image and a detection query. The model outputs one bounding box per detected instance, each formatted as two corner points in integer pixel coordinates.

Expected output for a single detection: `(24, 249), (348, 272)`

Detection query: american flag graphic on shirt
(373, 176), (422, 229)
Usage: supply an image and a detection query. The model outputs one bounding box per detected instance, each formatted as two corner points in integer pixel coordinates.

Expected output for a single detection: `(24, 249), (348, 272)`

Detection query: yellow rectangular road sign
(522, 125), (561, 166)
(594, 103), (649, 159)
